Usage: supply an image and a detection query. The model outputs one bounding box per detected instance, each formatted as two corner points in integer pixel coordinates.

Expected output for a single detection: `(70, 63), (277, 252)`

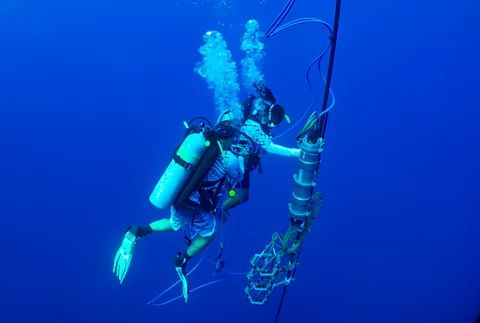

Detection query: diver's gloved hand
(246, 153), (262, 172)
(113, 226), (141, 284)
(253, 81), (276, 104)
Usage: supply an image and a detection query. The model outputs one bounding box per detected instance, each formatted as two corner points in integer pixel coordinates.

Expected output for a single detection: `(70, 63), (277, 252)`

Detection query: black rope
(269, 0), (343, 321)
(274, 234), (302, 323)
(308, 0), (343, 144)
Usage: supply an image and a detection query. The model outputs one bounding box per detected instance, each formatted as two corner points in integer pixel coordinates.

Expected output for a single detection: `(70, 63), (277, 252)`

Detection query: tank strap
(174, 139), (220, 206)
(170, 126), (205, 171)
(173, 153), (197, 171)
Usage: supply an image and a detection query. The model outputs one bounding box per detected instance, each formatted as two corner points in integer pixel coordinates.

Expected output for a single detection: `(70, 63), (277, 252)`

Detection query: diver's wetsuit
(236, 118), (300, 189)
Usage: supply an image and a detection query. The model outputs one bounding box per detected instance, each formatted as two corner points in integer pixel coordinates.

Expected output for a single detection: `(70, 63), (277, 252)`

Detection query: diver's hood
(267, 104), (286, 128)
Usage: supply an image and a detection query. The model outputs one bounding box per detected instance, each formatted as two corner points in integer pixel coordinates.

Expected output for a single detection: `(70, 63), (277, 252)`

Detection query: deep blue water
(1, 0), (479, 322)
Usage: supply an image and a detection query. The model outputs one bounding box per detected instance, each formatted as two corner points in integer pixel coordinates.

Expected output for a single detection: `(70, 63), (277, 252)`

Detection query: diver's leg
(175, 206), (217, 259)
(113, 217), (175, 282)
(122, 205), (189, 239)
(173, 213), (216, 264)
(122, 217), (174, 240)
(112, 222), (154, 283)
(149, 219), (174, 232)
(186, 233), (216, 257)
(173, 206), (216, 303)
(113, 205), (187, 284)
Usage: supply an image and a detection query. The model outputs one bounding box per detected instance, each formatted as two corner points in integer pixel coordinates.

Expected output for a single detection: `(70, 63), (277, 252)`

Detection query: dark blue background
(1, 0), (479, 322)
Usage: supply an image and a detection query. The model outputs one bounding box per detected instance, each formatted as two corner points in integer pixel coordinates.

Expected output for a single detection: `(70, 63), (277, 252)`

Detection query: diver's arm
(265, 143), (300, 157)
(244, 120), (300, 158)
(222, 152), (248, 211)
(225, 153), (245, 182)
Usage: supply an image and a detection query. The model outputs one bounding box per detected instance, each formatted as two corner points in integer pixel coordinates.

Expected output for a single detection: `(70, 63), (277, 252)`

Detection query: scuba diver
(220, 82), (300, 213)
(112, 120), (245, 303)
